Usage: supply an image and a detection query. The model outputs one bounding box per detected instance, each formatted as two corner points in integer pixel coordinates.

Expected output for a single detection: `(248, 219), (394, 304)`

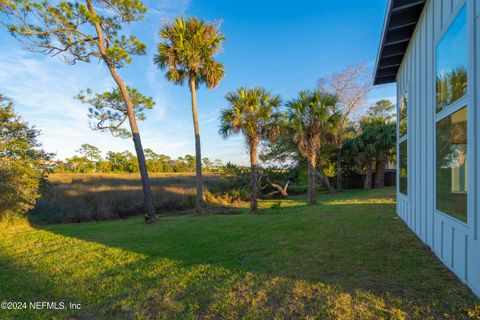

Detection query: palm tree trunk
(374, 157), (387, 188)
(249, 143), (258, 211)
(336, 146), (342, 192)
(189, 77), (204, 214)
(315, 167), (336, 193)
(307, 155), (317, 205)
(87, 0), (155, 223)
(364, 164), (373, 190)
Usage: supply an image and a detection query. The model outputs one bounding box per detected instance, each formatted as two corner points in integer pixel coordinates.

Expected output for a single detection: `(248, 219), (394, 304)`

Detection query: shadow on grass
(2, 188), (478, 318)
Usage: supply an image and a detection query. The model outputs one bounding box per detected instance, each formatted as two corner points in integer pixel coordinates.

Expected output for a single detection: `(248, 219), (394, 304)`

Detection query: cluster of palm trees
(153, 16), (348, 213)
(155, 17), (394, 214)
(219, 89), (343, 209)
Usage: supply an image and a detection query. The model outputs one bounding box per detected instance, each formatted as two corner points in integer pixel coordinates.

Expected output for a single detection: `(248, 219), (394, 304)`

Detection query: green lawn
(0, 187), (478, 319)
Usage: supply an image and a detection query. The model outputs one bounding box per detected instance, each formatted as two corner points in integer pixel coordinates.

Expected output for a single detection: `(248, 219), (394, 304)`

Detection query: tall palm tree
(286, 90), (341, 205)
(219, 87), (282, 211)
(154, 17), (225, 214)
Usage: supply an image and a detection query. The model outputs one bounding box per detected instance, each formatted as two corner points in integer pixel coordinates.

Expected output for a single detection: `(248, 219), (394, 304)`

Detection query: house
(374, 0), (479, 297)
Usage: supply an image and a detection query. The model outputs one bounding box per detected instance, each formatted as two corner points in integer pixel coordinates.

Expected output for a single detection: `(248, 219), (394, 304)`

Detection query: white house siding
(396, 0), (480, 297)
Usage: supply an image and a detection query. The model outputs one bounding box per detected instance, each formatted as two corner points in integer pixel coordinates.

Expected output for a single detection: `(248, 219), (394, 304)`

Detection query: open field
(1, 187), (479, 319)
(31, 173), (222, 224)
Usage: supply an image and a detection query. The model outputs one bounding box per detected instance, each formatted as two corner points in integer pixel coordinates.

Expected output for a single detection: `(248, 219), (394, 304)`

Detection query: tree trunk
(375, 157), (387, 188)
(315, 167), (336, 193)
(364, 165), (373, 190)
(189, 77), (204, 214)
(249, 142), (258, 211)
(336, 146), (343, 192)
(307, 155), (317, 205)
(87, 0), (155, 223)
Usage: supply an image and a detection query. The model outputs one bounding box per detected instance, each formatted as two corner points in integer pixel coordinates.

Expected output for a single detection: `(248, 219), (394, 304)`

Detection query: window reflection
(436, 107), (467, 222)
(399, 140), (408, 195)
(436, 5), (467, 112)
(399, 93), (407, 137)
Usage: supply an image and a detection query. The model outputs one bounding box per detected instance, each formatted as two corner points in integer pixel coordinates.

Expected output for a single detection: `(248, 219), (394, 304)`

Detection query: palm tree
(345, 117), (392, 190)
(219, 87), (282, 211)
(366, 100), (396, 188)
(373, 120), (396, 188)
(154, 17), (225, 214)
(286, 90), (341, 205)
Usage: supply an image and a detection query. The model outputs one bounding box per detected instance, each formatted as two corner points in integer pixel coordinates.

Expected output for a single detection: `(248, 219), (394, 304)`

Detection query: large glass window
(435, 5), (468, 223)
(398, 91), (408, 195)
(399, 140), (408, 195)
(436, 5), (468, 112)
(436, 107), (468, 222)
(399, 94), (407, 137)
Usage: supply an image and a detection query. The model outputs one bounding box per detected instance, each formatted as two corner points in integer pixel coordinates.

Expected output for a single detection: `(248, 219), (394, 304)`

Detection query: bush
(0, 96), (51, 220)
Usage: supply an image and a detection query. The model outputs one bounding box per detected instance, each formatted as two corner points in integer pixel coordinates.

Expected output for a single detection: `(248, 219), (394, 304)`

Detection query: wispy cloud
(149, 0), (190, 21)
(0, 48), (196, 160)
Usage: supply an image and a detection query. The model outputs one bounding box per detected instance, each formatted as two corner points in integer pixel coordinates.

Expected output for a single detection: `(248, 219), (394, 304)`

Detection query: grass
(1, 187), (479, 319)
(31, 173), (221, 223)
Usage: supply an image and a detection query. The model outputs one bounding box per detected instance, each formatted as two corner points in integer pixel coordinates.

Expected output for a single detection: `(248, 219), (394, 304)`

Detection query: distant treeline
(55, 145), (224, 174)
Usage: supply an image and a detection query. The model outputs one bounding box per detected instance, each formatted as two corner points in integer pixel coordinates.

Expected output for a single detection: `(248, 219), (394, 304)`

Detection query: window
(398, 92), (408, 195)
(435, 5), (468, 223)
(436, 5), (468, 112)
(399, 140), (408, 195)
(399, 94), (407, 137)
(436, 107), (468, 222)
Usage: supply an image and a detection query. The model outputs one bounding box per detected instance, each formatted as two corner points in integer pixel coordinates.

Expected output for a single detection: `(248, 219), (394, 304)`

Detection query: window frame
(433, 0), (476, 239)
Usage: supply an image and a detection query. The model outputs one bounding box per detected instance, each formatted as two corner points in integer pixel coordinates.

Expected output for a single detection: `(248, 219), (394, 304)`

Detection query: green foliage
(154, 17), (225, 88)
(344, 103), (396, 175)
(55, 144), (222, 174)
(219, 87), (283, 147)
(286, 90), (341, 160)
(436, 66), (467, 111)
(76, 143), (101, 161)
(366, 99), (395, 122)
(285, 90), (341, 197)
(0, 0), (147, 67)
(106, 150), (139, 173)
(0, 94), (52, 219)
(76, 87), (154, 138)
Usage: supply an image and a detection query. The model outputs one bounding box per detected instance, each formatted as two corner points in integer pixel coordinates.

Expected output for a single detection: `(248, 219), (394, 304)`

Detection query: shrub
(0, 96), (52, 220)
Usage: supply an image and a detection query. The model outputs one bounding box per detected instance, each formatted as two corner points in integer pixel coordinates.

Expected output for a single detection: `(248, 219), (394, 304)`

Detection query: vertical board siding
(396, 0), (479, 297)
(443, 225), (454, 267)
(453, 231), (467, 281)
(426, 0), (435, 248)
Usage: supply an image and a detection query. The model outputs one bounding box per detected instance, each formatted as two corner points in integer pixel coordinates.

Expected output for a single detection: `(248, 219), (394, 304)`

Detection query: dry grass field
(31, 173), (222, 224)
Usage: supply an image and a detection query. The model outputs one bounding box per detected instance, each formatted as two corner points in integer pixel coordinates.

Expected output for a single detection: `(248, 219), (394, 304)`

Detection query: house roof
(373, 0), (426, 85)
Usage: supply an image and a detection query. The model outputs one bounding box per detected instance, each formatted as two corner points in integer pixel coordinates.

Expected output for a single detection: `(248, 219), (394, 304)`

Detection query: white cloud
(0, 50), (139, 159)
(148, 0), (190, 18)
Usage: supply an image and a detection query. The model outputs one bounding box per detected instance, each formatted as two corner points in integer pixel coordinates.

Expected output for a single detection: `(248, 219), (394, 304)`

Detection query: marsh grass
(30, 173), (221, 224)
(1, 187), (478, 319)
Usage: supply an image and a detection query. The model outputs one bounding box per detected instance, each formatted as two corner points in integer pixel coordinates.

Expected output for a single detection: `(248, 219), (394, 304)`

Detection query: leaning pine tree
(219, 87), (282, 211)
(154, 17), (225, 214)
(286, 90), (341, 205)
(0, 0), (156, 222)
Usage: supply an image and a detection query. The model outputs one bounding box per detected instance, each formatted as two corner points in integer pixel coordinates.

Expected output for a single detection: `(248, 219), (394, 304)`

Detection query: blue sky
(0, 0), (395, 164)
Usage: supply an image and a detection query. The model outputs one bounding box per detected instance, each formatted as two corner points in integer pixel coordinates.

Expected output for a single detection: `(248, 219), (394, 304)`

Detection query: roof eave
(373, 0), (426, 85)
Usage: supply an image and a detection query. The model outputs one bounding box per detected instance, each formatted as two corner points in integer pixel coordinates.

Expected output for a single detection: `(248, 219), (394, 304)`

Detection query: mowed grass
(1, 188), (479, 319)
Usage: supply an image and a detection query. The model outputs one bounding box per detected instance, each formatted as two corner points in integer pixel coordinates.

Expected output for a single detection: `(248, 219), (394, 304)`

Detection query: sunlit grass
(1, 187), (478, 319)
